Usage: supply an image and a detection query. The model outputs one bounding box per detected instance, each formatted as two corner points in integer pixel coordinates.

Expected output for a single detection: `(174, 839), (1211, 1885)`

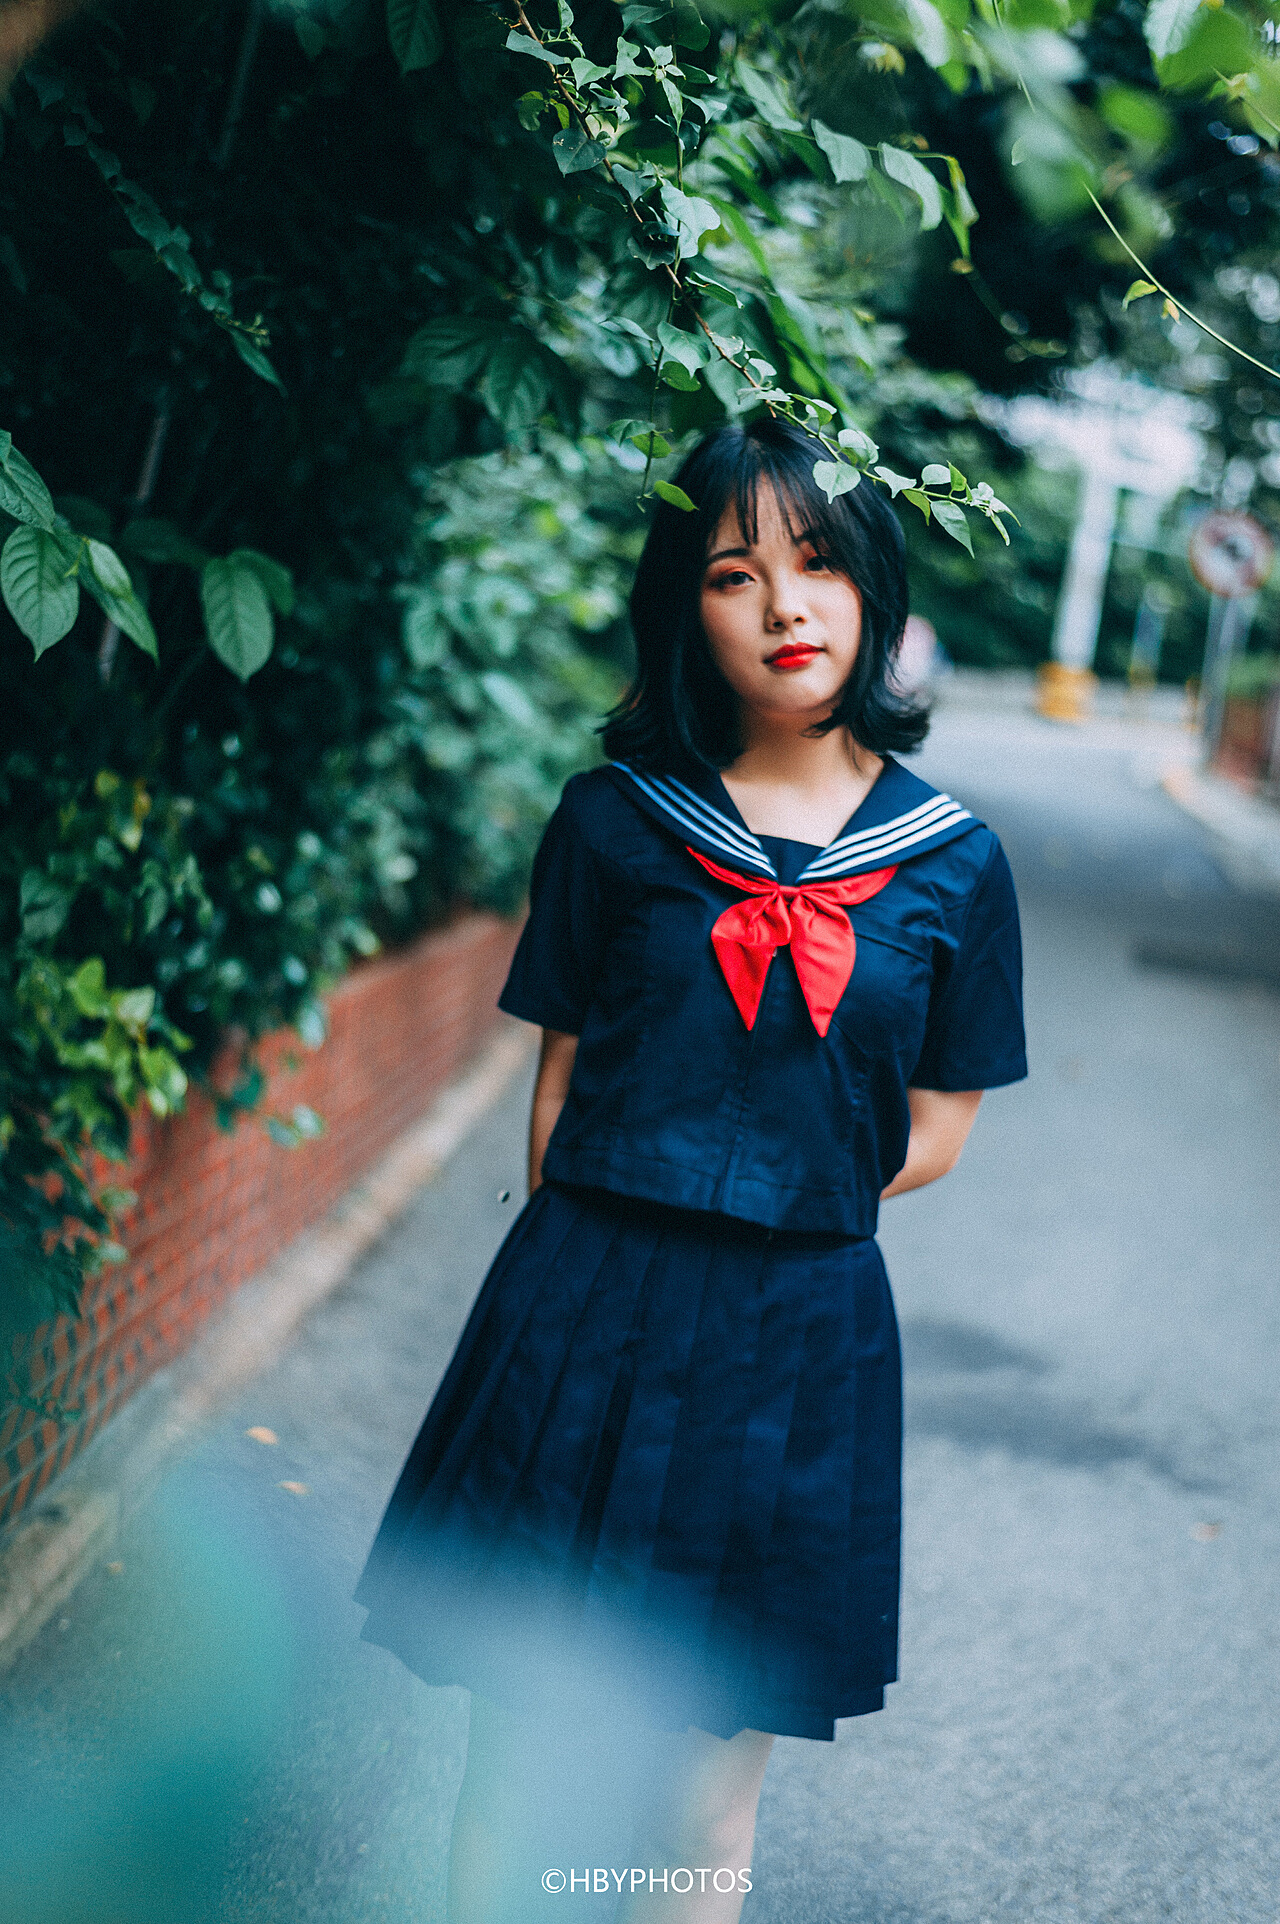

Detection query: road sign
(1188, 512), (1274, 599)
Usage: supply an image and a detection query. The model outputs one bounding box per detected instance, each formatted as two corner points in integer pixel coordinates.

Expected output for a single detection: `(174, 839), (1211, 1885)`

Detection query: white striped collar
(611, 759), (976, 881)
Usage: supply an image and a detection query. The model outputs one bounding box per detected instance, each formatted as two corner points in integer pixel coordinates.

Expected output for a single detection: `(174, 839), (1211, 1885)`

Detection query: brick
(0, 912), (522, 1526)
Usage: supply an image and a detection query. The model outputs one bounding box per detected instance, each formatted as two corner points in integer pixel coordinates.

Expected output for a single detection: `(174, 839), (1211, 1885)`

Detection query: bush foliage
(5, 0), (1280, 1341)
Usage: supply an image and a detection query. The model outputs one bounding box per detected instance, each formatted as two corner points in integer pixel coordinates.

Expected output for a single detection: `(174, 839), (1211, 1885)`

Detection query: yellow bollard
(1035, 661), (1097, 722)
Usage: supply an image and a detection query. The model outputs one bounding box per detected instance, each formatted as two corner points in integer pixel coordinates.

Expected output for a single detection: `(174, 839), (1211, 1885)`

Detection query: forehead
(707, 476), (811, 550)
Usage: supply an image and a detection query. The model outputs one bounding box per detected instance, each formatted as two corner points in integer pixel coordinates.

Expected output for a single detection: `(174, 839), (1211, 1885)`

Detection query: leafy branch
(496, 1), (1011, 550)
(0, 433), (294, 679)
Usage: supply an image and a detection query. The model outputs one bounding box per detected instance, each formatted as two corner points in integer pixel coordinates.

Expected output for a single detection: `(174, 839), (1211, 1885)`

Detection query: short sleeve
(909, 839), (1028, 1091)
(497, 787), (612, 1034)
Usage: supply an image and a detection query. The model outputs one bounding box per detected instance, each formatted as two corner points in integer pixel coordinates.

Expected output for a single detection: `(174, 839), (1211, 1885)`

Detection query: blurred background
(0, 1), (1278, 1919)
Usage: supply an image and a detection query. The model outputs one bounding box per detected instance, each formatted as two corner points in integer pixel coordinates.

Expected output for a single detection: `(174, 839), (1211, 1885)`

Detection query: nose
(764, 574), (807, 632)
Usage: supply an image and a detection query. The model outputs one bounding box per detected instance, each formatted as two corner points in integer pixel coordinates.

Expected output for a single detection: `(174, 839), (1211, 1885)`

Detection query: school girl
(354, 417), (1028, 1922)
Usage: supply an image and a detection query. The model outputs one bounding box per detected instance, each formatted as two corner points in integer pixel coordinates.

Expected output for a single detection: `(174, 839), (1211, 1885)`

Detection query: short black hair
(602, 416), (928, 772)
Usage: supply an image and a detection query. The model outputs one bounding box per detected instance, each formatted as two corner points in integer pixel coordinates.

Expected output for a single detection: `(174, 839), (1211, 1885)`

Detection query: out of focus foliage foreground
(4, 0), (1280, 1333)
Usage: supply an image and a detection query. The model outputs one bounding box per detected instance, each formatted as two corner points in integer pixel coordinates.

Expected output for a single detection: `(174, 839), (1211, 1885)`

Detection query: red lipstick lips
(765, 642), (820, 670)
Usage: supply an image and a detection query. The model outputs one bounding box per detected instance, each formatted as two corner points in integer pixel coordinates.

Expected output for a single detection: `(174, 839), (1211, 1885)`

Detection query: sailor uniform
(355, 758), (1027, 1741)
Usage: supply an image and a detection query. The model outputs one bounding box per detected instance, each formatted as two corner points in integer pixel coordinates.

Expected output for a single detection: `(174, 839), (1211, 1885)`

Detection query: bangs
(705, 432), (876, 597)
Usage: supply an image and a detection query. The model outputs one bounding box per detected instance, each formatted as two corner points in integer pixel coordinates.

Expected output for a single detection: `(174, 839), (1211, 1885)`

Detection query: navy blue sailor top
(499, 755), (1028, 1237)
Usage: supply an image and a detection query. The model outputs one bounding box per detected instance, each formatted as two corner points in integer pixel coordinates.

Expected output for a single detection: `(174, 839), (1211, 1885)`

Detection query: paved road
(2, 703), (1278, 1924)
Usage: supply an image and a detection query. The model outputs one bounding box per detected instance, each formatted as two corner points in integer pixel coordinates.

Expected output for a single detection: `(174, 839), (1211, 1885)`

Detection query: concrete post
(1038, 468), (1119, 721)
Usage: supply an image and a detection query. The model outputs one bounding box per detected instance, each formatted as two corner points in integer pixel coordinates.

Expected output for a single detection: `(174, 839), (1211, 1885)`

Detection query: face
(698, 481), (863, 728)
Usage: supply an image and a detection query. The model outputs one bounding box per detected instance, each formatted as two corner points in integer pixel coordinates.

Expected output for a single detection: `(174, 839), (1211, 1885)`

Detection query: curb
(1160, 763), (1280, 897)
(0, 1019), (536, 1676)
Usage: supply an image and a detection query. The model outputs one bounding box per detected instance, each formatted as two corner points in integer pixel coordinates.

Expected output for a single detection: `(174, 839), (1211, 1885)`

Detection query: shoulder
(880, 758), (1015, 914)
(548, 765), (659, 870)
(936, 823), (1019, 937)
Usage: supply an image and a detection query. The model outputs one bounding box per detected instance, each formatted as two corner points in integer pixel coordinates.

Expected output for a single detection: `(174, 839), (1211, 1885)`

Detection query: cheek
(699, 593), (760, 687)
(821, 581), (863, 662)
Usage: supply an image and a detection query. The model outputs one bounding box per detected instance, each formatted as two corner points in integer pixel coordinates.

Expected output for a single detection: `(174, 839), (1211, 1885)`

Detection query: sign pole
(1187, 513), (1274, 768)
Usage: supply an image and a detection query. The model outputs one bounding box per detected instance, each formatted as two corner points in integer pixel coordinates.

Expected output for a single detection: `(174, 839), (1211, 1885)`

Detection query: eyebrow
(705, 528), (823, 567)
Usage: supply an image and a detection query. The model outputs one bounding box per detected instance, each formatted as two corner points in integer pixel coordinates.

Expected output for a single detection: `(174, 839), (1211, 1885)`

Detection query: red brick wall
(1214, 692), (1280, 787)
(0, 911), (522, 1527)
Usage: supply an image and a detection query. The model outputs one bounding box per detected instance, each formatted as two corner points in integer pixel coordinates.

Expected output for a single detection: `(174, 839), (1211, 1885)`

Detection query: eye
(708, 567), (753, 588)
(803, 550), (832, 571)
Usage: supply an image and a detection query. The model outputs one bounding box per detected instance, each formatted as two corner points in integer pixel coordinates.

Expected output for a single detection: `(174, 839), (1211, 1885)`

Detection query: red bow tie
(687, 846), (898, 1037)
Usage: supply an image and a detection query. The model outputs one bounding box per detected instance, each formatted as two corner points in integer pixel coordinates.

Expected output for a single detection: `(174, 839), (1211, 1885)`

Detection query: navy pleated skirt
(354, 1182), (901, 1742)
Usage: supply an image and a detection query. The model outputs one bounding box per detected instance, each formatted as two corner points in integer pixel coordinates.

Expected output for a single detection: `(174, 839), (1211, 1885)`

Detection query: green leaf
(902, 489), (932, 519)
(505, 29), (566, 66)
(708, 198), (771, 278)
(673, 0), (710, 51)
(879, 144), (943, 231)
(873, 466), (918, 497)
(403, 595), (450, 668)
(660, 360), (701, 391)
(114, 986), (157, 1033)
(631, 429), (672, 458)
(119, 518), (210, 569)
(229, 548), (295, 616)
(1143, 0), (1200, 63)
(705, 358), (749, 413)
(921, 463), (951, 487)
(401, 316), (503, 387)
(837, 426), (879, 463)
(811, 119), (872, 184)
(69, 957), (108, 1015)
(227, 330), (285, 393)
(736, 62), (804, 133)
(478, 339), (550, 431)
(688, 272), (742, 309)
(481, 669), (538, 724)
(813, 461), (862, 503)
(1096, 82), (1174, 151)
(659, 185), (722, 254)
(387, 0), (442, 73)
(77, 542), (159, 661)
(1122, 278), (1159, 308)
(656, 321), (708, 372)
(653, 480), (697, 512)
(901, 0), (951, 68)
(0, 436), (56, 531)
(201, 556), (274, 681)
(1, 526), (79, 658)
(1157, 7), (1253, 88)
(20, 869), (73, 942)
(931, 499), (973, 554)
(552, 125), (607, 174)
(85, 539), (130, 598)
(0, 1215), (83, 1344)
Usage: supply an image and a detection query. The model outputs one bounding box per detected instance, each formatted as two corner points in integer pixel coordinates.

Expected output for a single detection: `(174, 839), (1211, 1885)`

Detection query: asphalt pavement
(1, 698), (1278, 1924)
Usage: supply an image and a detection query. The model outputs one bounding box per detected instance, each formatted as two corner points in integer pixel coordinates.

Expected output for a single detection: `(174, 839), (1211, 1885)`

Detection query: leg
(447, 1690), (659, 1924)
(619, 1724), (774, 1924)
(447, 1694), (537, 1924)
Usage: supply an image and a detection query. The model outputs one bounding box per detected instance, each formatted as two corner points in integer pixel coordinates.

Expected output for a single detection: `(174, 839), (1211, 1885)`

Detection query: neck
(729, 712), (877, 791)
(719, 711), (885, 844)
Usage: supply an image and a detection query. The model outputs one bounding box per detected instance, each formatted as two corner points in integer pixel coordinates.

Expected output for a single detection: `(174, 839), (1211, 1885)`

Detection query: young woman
(354, 417), (1027, 1922)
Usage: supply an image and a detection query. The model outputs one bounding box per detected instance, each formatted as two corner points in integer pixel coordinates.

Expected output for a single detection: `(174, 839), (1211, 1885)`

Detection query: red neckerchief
(687, 846), (898, 1037)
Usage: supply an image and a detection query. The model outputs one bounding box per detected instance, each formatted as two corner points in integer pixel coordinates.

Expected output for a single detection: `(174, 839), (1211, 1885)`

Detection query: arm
(528, 1028), (579, 1195)
(880, 1087), (982, 1199)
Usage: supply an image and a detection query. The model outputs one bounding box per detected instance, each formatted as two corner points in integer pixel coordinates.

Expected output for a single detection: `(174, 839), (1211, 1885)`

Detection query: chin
(752, 685), (843, 722)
